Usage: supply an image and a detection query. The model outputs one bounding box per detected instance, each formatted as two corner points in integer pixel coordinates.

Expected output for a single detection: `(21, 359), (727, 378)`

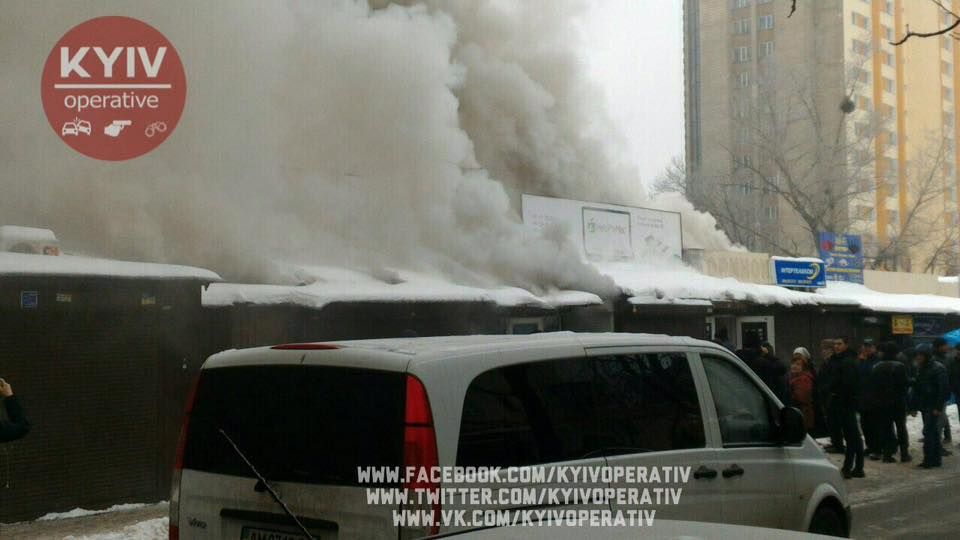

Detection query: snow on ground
(62, 517), (167, 540)
(0, 252), (221, 281)
(817, 404), (960, 508)
(0, 502), (167, 540)
(38, 503), (151, 521)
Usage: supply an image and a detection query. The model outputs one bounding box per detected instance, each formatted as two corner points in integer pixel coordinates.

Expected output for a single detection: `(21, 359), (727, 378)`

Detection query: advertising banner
(521, 194), (683, 262)
(770, 257), (826, 288)
(818, 232), (864, 283)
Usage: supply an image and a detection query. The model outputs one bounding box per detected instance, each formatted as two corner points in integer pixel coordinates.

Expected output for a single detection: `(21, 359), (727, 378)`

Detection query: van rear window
(183, 365), (404, 486)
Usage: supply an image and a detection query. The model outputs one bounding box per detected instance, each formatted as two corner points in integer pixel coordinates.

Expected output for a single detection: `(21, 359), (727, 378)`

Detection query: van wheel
(808, 505), (847, 537)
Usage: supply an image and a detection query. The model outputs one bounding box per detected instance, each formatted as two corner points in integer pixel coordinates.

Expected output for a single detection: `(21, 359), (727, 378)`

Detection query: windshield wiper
(219, 428), (315, 540)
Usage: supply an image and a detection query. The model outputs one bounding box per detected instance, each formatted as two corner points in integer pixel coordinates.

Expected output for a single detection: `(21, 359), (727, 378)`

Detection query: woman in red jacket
(790, 347), (817, 430)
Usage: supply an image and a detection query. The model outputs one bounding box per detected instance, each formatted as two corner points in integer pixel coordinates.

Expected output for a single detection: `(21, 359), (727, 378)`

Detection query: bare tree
(654, 155), (800, 253)
(869, 135), (954, 271)
(681, 50), (884, 256)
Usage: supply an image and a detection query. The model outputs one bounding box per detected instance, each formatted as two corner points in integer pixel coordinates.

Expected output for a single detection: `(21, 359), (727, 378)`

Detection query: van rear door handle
(693, 465), (717, 480)
(722, 464), (744, 478)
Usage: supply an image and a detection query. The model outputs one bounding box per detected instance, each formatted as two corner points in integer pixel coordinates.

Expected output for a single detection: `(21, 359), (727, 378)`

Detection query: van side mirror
(779, 407), (806, 446)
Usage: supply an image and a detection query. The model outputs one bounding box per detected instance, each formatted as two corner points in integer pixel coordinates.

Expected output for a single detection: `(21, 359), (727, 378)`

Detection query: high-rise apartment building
(684, 0), (960, 273)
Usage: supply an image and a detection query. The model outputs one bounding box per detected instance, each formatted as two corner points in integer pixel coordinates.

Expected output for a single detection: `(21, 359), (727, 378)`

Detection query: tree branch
(891, 0), (960, 45)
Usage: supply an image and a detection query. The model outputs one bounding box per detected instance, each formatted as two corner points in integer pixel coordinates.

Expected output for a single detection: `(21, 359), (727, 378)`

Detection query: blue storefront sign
(771, 258), (826, 288)
(818, 232), (864, 284)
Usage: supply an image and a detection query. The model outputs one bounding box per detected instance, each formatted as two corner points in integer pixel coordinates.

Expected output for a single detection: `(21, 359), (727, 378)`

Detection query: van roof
(204, 332), (728, 371)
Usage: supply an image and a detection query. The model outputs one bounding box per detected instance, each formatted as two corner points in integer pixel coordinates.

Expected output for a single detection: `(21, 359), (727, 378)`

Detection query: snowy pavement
(4, 407), (960, 539)
(0, 503), (166, 540)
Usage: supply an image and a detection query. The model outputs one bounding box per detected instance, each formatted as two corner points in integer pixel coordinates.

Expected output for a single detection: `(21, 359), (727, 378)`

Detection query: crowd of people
(733, 334), (960, 478)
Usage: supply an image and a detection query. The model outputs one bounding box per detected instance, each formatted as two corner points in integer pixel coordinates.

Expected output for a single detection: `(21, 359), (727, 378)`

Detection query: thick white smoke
(0, 0), (732, 294)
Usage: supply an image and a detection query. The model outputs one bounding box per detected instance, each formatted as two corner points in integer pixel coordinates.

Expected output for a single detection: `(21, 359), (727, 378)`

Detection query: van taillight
(170, 375), (201, 539)
(174, 375), (202, 470)
(403, 375), (440, 535)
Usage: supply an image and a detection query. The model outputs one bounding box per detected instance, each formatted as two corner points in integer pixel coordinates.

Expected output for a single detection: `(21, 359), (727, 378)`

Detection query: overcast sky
(582, 0), (684, 190)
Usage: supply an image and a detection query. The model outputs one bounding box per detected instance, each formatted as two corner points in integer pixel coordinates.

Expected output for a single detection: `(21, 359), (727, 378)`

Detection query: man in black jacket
(951, 343), (960, 448)
(857, 339), (881, 459)
(932, 338), (954, 449)
(910, 345), (949, 468)
(872, 343), (911, 463)
(818, 347), (845, 453)
(0, 378), (30, 443)
(829, 337), (864, 478)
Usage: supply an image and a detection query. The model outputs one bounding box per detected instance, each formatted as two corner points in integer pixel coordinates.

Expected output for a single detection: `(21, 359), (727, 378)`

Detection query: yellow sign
(891, 315), (914, 335)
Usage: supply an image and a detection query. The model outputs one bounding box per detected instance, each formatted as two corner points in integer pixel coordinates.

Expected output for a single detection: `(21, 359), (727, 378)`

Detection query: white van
(169, 333), (850, 539)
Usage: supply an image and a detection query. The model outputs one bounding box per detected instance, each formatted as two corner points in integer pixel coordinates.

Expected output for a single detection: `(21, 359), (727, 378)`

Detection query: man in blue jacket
(910, 345), (949, 468)
(0, 378), (30, 443)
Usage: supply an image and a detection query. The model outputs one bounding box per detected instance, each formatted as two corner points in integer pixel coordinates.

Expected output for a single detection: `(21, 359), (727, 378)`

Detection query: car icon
(76, 120), (92, 135)
(61, 122), (79, 136)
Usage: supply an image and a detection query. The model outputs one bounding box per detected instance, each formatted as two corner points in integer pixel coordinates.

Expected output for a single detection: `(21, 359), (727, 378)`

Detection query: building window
(885, 1), (893, 15)
(884, 26), (894, 42)
(851, 12), (870, 29)
(859, 95), (872, 111)
(734, 46), (751, 64)
(885, 178), (899, 197)
(764, 206), (778, 220)
(760, 40), (775, 58)
(945, 86), (954, 101)
(946, 112), (955, 127)
(733, 0), (750, 9)
(852, 39), (870, 56)
(883, 77), (895, 93)
(758, 14), (774, 31)
(733, 18), (751, 34)
(881, 103), (896, 122)
(944, 60), (954, 76)
(883, 51), (894, 66)
(887, 209), (899, 226)
(738, 71), (750, 87)
(945, 37), (953, 51)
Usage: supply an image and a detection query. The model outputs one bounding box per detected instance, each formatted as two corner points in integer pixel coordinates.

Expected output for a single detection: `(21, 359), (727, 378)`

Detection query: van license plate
(240, 526), (312, 540)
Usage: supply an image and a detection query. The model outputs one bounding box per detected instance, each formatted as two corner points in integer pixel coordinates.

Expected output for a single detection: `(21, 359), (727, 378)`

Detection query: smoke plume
(0, 0), (732, 295)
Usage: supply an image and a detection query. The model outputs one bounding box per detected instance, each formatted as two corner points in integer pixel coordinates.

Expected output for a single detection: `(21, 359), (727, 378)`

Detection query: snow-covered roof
(203, 266), (602, 310)
(0, 252), (221, 282)
(598, 262), (858, 309)
(0, 225), (57, 245)
(204, 261), (960, 315)
(818, 281), (960, 315)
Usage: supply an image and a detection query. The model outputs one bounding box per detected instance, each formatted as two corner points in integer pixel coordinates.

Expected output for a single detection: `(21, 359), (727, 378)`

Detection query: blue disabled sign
(20, 290), (39, 309)
(771, 257), (826, 289)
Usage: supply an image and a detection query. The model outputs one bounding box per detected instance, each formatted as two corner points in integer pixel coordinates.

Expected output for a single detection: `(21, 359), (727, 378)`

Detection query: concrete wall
(863, 269), (960, 297)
